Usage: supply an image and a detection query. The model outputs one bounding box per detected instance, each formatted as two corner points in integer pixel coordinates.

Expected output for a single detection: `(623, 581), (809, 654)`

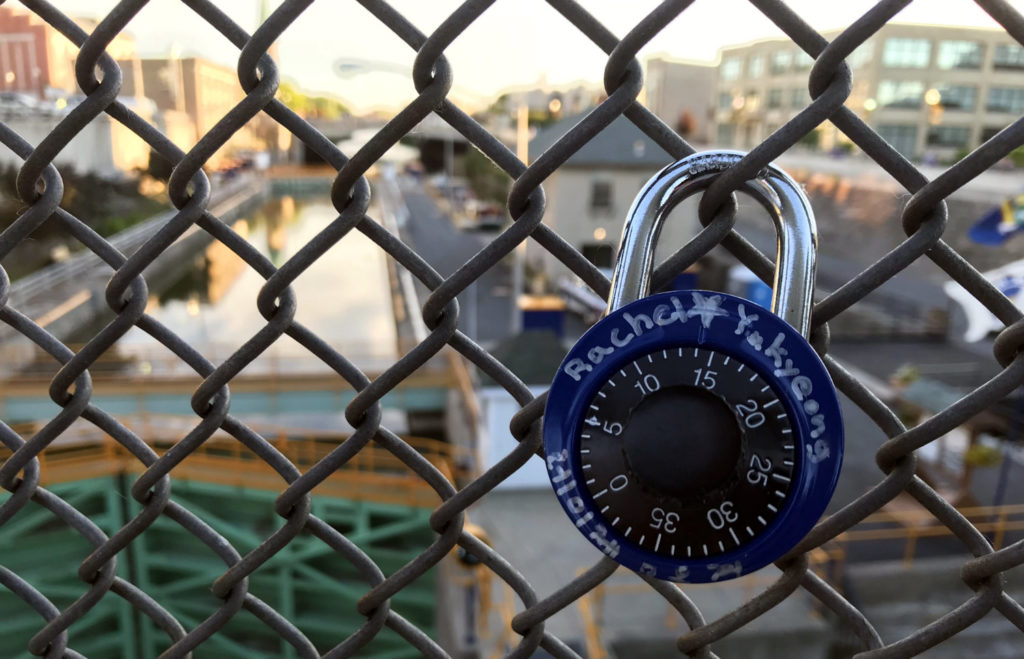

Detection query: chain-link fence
(2, 0), (1024, 657)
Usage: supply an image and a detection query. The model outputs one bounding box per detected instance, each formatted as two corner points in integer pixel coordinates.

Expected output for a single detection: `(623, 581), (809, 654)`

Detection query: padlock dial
(580, 347), (797, 560)
(544, 290), (843, 583)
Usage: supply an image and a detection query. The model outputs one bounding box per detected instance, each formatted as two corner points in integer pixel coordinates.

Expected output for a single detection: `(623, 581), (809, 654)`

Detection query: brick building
(0, 6), (138, 99)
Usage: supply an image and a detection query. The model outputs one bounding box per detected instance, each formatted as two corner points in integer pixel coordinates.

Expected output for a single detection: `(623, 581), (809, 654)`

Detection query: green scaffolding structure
(0, 476), (437, 658)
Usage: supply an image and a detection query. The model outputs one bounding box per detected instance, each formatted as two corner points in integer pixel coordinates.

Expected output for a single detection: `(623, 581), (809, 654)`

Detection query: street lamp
(925, 87), (944, 126)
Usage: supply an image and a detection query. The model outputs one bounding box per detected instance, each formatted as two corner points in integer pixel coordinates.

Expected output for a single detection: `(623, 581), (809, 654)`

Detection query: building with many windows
(118, 57), (262, 162)
(712, 24), (1024, 161)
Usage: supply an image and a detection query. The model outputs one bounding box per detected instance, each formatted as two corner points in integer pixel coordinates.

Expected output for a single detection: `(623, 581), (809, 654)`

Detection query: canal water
(80, 194), (398, 376)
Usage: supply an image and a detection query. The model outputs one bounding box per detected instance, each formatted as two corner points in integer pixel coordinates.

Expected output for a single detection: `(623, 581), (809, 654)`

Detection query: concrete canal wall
(1, 174), (268, 359)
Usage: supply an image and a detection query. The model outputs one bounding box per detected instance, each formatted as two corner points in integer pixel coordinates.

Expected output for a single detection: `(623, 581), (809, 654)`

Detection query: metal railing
(0, 1), (1023, 658)
(3, 419), (461, 509)
(834, 502), (1024, 566)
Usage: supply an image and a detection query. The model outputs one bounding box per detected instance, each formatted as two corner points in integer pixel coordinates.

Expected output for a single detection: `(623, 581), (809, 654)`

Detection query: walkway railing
(4, 415), (466, 509)
(832, 501), (1024, 567)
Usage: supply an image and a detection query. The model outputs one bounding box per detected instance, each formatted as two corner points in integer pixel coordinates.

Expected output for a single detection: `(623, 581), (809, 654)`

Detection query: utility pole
(511, 103), (529, 334)
(258, 0), (280, 61)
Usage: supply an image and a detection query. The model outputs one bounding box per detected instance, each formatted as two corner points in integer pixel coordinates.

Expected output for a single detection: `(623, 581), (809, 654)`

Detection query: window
(987, 87), (1024, 114)
(721, 57), (742, 81)
(848, 41), (875, 69)
(882, 38), (931, 68)
(718, 92), (733, 110)
(994, 44), (1024, 70)
(790, 88), (806, 109)
(937, 41), (982, 69)
(794, 51), (814, 70)
(590, 181), (613, 214)
(745, 90), (760, 111)
(981, 126), (1006, 143)
(878, 124), (917, 157)
(581, 244), (614, 269)
(926, 125), (970, 148)
(748, 55), (765, 78)
(716, 123), (735, 145)
(767, 89), (783, 109)
(770, 50), (792, 75)
(935, 84), (976, 111)
(877, 80), (925, 108)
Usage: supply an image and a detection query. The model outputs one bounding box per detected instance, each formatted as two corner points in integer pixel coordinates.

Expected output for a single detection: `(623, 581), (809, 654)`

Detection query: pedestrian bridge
(0, 415), (461, 658)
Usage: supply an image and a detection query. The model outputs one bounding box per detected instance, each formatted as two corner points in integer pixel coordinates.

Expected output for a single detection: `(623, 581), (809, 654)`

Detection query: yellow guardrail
(2, 415), (466, 508)
(444, 529), (519, 659)
(833, 500), (1024, 566)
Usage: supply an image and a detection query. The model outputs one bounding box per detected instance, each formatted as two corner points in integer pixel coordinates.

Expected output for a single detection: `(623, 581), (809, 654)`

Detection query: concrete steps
(843, 556), (1024, 658)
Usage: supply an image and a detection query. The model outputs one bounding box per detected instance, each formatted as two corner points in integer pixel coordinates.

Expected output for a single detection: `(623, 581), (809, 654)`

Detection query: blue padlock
(543, 151), (843, 583)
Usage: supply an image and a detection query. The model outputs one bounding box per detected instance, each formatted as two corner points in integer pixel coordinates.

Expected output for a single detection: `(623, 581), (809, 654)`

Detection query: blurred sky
(14, 0), (1018, 112)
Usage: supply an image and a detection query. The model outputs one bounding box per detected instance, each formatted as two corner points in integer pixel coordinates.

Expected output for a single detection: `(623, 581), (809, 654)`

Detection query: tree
(276, 81), (349, 119)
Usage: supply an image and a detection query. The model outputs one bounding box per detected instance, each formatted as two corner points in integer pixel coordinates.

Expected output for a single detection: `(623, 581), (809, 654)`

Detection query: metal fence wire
(3, 0), (1024, 657)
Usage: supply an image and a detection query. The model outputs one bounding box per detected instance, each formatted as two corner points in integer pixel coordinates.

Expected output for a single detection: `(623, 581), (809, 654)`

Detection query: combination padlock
(543, 150), (843, 583)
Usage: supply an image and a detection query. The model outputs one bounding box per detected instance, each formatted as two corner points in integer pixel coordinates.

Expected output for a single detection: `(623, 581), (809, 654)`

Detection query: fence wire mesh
(2, 0), (1024, 657)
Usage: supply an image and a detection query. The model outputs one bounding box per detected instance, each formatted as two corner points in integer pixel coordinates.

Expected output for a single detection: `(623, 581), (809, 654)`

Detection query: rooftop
(529, 114), (675, 170)
(483, 328), (568, 387)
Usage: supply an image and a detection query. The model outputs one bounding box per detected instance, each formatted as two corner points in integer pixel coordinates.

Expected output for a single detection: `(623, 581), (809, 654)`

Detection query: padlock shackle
(607, 150), (817, 337)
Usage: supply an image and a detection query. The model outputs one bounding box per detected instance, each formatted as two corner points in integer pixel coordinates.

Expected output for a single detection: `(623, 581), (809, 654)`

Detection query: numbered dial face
(581, 347), (796, 560)
(545, 290), (844, 583)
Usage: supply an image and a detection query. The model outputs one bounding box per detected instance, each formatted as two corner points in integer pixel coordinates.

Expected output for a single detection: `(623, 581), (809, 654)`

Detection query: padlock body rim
(543, 290), (843, 583)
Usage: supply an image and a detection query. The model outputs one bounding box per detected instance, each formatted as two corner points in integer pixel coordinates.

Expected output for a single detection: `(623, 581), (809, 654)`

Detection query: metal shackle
(607, 150), (817, 337)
